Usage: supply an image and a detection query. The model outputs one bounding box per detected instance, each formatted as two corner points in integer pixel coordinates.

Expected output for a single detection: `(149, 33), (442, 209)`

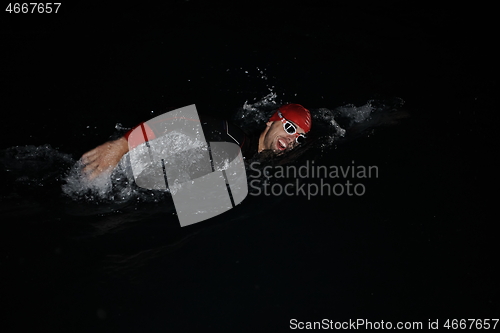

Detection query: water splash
(62, 159), (117, 202)
(127, 131), (209, 195)
(114, 123), (131, 131)
(233, 92), (281, 133)
(336, 103), (374, 125)
(313, 108), (347, 147)
(234, 93), (405, 150)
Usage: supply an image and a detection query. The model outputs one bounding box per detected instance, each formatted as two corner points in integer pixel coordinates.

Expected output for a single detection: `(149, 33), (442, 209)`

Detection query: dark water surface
(1, 3), (497, 332)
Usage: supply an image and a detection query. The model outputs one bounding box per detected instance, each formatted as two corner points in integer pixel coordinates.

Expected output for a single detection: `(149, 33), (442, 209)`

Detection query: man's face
(259, 120), (306, 154)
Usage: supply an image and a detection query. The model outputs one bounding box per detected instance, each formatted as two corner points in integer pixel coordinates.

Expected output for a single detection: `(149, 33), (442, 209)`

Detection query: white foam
(336, 103), (374, 124)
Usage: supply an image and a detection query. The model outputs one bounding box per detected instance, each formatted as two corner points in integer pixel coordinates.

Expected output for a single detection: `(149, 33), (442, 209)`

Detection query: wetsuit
(124, 115), (260, 161)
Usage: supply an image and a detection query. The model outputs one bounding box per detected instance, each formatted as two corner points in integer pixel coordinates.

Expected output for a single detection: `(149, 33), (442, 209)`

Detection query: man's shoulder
(199, 115), (247, 145)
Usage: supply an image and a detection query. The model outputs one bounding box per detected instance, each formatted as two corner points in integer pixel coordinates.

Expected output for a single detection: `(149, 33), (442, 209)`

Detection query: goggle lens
(284, 121), (296, 134)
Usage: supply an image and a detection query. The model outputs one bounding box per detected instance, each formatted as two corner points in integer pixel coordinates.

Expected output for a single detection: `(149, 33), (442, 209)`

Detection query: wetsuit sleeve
(124, 122), (157, 149)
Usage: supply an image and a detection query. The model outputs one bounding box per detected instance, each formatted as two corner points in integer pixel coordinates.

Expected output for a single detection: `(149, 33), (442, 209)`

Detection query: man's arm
(81, 121), (157, 180)
(81, 136), (129, 180)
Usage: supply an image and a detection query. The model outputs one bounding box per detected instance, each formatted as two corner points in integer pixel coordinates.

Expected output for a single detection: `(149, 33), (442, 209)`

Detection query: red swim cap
(269, 103), (311, 133)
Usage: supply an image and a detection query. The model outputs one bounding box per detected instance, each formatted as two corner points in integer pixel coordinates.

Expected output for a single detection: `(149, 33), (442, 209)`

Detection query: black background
(1, 1), (498, 332)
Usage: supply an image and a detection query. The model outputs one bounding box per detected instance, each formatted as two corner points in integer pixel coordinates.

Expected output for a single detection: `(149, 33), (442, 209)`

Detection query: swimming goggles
(278, 110), (307, 144)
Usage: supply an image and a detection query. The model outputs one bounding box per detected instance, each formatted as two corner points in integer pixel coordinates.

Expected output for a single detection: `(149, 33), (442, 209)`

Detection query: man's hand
(81, 137), (129, 180)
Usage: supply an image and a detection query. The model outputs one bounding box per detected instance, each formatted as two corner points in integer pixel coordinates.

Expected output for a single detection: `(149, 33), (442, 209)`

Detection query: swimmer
(81, 103), (312, 180)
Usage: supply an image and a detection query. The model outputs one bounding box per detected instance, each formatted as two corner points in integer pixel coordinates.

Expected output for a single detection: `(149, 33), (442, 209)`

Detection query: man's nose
(284, 134), (295, 144)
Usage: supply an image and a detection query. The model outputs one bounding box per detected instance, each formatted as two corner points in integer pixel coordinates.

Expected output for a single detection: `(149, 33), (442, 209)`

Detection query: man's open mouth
(276, 138), (287, 151)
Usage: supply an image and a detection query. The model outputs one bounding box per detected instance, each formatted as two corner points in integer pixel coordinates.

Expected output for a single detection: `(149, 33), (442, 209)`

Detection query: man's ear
(266, 121), (273, 127)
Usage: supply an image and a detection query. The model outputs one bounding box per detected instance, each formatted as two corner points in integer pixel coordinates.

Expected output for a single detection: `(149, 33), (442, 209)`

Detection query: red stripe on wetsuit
(124, 122), (156, 149)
